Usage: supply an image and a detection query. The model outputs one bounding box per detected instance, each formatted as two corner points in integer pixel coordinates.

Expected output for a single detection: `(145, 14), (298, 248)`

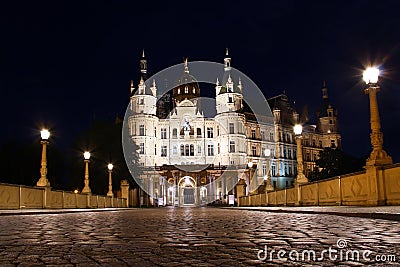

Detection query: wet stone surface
(0, 207), (399, 266)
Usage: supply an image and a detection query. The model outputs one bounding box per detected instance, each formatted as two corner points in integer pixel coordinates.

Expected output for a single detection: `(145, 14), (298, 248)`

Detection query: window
(139, 98), (144, 105)
(306, 152), (310, 161)
(173, 146), (177, 155)
(251, 129), (256, 139)
(288, 149), (292, 159)
(139, 143), (144, 154)
(312, 139), (316, 147)
(193, 88), (195, 94)
(252, 146), (257, 156)
(185, 144), (189, 156)
(230, 160), (235, 165)
(197, 144), (201, 154)
(161, 128), (167, 139)
(328, 111), (332, 117)
(289, 166), (292, 176)
(331, 140), (336, 148)
(284, 148), (287, 158)
(180, 145), (184, 156)
(172, 128), (177, 138)
(139, 125), (145, 136)
(270, 132), (274, 141)
(217, 125), (220, 136)
(207, 127), (213, 138)
(229, 123), (234, 134)
(154, 127), (157, 137)
(178, 88), (180, 94)
(190, 145), (194, 156)
(262, 164), (266, 176)
(319, 140), (322, 147)
(197, 128), (201, 136)
(185, 86), (189, 94)
(228, 96), (233, 103)
(154, 144), (157, 155)
(261, 131), (265, 140)
(207, 144), (214, 156)
(161, 146), (167, 157)
(218, 143), (220, 154)
(229, 141), (235, 153)
(329, 119), (333, 124)
(271, 165), (276, 176)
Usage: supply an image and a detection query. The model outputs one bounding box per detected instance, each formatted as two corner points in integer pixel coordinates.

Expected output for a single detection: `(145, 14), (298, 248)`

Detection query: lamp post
(36, 129), (51, 187)
(363, 67), (392, 166)
(264, 148), (274, 192)
(294, 124), (308, 184)
(107, 163), (114, 197)
(82, 152), (91, 193)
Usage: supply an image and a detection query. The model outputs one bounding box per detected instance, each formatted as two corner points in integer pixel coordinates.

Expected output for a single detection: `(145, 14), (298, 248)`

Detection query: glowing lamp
(294, 124), (303, 135)
(40, 129), (50, 140)
(107, 163), (113, 171)
(264, 148), (271, 157)
(363, 67), (379, 84)
(247, 161), (254, 168)
(83, 151), (91, 160)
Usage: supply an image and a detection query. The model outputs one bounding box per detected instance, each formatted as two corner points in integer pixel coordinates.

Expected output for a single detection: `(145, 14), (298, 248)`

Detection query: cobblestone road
(0, 207), (399, 266)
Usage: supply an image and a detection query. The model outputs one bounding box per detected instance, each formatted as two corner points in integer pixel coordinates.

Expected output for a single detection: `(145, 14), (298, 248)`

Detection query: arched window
(190, 145), (194, 156)
(180, 145), (184, 156)
(185, 86), (189, 94)
(172, 128), (178, 138)
(178, 88), (180, 94)
(185, 144), (189, 156)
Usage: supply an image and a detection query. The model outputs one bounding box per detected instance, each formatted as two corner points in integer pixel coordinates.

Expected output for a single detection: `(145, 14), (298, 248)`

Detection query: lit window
(185, 86), (189, 94)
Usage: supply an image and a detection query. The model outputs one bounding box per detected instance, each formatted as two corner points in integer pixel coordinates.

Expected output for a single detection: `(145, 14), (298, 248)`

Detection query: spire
(184, 58), (189, 73)
(224, 48), (231, 72)
(216, 77), (219, 86)
(238, 77), (242, 92)
(140, 49), (147, 80)
(322, 81), (328, 99)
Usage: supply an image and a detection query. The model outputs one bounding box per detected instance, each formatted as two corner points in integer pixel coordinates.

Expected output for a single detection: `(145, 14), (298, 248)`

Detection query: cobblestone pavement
(0, 207), (399, 266)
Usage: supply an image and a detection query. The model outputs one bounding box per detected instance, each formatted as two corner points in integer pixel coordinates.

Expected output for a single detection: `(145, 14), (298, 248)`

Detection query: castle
(127, 50), (341, 206)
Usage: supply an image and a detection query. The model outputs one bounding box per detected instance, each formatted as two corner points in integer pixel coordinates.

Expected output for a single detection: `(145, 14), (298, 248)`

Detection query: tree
(69, 119), (139, 195)
(309, 148), (364, 182)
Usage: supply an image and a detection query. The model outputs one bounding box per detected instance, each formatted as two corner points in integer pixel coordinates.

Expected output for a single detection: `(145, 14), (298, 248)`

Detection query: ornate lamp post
(264, 148), (274, 192)
(82, 152), (91, 193)
(294, 124), (308, 184)
(36, 129), (51, 187)
(363, 67), (392, 166)
(107, 163), (114, 197)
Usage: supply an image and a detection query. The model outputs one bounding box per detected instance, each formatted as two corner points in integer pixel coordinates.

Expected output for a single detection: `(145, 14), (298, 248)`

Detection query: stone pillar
(37, 140), (50, 187)
(365, 86), (392, 167)
(82, 159), (91, 194)
(295, 136), (308, 184)
(120, 180), (130, 207)
(236, 179), (247, 206)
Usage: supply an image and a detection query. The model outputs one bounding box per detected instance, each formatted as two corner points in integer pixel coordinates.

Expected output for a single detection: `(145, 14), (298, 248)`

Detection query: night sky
(1, 0), (400, 162)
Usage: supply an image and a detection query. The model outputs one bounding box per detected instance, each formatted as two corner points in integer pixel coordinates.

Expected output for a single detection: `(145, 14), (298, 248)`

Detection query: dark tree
(309, 148), (364, 182)
(69, 119), (139, 195)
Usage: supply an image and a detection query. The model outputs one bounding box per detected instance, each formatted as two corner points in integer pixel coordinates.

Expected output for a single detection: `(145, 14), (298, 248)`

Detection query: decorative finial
(184, 58), (189, 73)
(142, 49), (145, 58)
(226, 48), (229, 56)
(216, 77), (220, 86)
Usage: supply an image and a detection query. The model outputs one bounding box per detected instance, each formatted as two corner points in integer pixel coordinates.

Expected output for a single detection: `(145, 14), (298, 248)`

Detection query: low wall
(239, 163), (400, 207)
(0, 183), (128, 209)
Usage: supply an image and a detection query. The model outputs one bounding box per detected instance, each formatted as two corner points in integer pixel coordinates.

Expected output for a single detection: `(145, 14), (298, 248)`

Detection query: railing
(0, 182), (127, 209)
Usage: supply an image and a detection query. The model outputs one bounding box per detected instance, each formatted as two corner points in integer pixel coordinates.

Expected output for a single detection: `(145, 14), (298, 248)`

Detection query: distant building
(127, 50), (341, 206)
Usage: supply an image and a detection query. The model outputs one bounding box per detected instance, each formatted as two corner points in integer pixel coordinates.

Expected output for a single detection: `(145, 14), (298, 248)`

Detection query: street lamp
(82, 151), (91, 193)
(36, 129), (51, 187)
(293, 124), (308, 184)
(264, 148), (274, 192)
(363, 67), (392, 166)
(107, 163), (114, 197)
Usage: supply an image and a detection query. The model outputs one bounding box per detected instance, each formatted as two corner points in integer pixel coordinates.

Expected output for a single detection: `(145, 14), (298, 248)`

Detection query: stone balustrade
(0, 183), (128, 209)
(238, 163), (400, 207)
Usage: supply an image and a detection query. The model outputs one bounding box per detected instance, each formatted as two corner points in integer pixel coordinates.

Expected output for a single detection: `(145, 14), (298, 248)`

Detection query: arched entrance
(178, 176), (196, 206)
